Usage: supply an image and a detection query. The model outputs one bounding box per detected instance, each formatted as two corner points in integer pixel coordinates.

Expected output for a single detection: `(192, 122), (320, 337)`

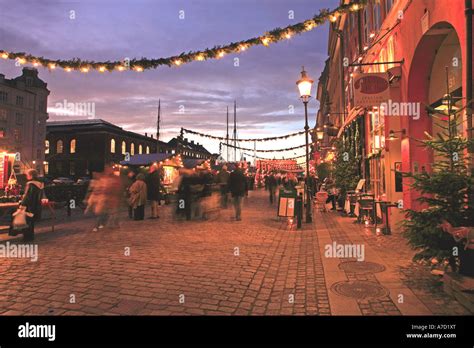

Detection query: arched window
(56, 140), (63, 154)
(70, 139), (76, 153)
(146, 146), (150, 154)
(45, 140), (50, 154)
(131, 143), (135, 155)
(121, 141), (126, 154)
(110, 139), (116, 153)
(139, 144), (143, 154)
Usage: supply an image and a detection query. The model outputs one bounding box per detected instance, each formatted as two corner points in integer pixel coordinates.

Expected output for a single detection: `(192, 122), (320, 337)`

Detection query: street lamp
(315, 127), (325, 141)
(296, 66), (314, 223)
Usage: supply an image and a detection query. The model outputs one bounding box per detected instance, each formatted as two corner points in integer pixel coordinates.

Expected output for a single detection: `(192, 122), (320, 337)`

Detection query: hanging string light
(0, 0), (366, 74)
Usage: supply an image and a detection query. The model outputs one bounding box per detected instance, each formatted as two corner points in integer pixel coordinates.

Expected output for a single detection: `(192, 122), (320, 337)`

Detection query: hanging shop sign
(353, 73), (390, 107)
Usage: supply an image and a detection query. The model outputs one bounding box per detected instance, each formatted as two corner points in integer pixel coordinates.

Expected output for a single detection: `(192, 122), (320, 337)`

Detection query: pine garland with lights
(0, 0), (366, 73)
(182, 128), (306, 142)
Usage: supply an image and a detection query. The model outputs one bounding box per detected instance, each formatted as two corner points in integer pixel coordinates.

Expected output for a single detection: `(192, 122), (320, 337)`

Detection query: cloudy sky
(0, 0), (337, 160)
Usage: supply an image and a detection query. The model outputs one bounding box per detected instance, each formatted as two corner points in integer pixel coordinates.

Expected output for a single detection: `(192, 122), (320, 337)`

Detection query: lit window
(57, 140), (63, 154)
(131, 143), (135, 155)
(111, 139), (116, 153)
(44, 161), (49, 175)
(70, 139), (76, 153)
(146, 146), (150, 154)
(45, 140), (50, 154)
(139, 144), (143, 154)
(121, 141), (126, 155)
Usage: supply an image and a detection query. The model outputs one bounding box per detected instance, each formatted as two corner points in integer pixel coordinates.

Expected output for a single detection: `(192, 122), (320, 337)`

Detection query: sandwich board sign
(278, 188), (297, 217)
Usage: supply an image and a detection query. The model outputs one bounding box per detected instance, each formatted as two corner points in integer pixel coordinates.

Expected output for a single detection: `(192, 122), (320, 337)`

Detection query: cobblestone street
(0, 189), (471, 316)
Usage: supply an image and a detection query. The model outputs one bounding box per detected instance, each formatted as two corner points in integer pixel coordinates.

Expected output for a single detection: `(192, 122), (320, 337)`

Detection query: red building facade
(317, 0), (473, 228)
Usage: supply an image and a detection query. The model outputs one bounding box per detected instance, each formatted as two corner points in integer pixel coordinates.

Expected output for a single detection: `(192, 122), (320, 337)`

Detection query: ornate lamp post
(296, 66), (314, 223)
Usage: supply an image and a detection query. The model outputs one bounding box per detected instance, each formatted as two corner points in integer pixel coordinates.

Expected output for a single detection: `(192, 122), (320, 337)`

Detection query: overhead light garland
(221, 142), (315, 153)
(0, 0), (366, 74)
(182, 128), (306, 142)
(243, 152), (307, 160)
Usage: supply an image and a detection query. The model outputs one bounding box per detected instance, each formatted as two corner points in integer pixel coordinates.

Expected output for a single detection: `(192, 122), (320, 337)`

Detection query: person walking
(228, 163), (246, 221)
(147, 165), (162, 219)
(267, 172), (277, 204)
(124, 170), (136, 219)
(129, 173), (147, 220)
(19, 169), (44, 242)
(216, 165), (230, 208)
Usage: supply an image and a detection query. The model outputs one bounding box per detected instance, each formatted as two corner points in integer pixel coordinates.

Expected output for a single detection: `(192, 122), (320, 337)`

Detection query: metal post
(226, 106), (229, 162)
(304, 100), (312, 223)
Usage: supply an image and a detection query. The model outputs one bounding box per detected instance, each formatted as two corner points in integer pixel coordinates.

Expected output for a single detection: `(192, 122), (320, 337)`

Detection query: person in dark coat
(228, 163), (247, 221)
(216, 165), (230, 208)
(267, 172), (277, 204)
(147, 165), (163, 219)
(19, 169), (45, 242)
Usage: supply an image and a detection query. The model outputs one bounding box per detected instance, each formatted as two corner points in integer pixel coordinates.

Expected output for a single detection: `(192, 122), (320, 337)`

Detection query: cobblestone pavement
(0, 189), (471, 315)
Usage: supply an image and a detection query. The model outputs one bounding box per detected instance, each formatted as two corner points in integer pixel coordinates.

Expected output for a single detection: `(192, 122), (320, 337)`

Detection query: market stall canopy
(120, 153), (173, 166)
(183, 158), (208, 170)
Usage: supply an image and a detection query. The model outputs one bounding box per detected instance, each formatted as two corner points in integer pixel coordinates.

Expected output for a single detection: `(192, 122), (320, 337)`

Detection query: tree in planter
(333, 137), (360, 205)
(403, 74), (474, 274)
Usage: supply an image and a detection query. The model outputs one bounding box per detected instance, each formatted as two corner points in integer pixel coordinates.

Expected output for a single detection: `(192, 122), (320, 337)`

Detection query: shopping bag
(12, 207), (33, 230)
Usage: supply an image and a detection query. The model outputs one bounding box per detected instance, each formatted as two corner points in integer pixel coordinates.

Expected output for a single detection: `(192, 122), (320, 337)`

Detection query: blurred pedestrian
(124, 170), (136, 219)
(267, 172), (277, 204)
(129, 173), (147, 220)
(18, 169), (45, 242)
(216, 165), (230, 208)
(228, 163), (246, 221)
(147, 165), (162, 219)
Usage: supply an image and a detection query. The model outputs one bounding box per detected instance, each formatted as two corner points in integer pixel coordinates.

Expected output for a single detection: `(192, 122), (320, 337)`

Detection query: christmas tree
(403, 83), (474, 272)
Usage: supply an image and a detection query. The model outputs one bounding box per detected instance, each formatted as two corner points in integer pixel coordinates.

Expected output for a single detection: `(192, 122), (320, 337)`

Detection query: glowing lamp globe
(296, 67), (314, 100)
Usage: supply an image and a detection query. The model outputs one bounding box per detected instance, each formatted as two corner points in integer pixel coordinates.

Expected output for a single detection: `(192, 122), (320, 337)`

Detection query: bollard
(296, 193), (303, 229)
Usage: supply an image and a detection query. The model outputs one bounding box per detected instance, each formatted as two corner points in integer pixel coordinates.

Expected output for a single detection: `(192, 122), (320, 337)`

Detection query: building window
(44, 161), (49, 175)
(387, 36), (395, 70)
(373, 3), (381, 31)
(385, 0), (394, 15)
(110, 139), (116, 153)
(363, 7), (369, 44)
(45, 140), (50, 154)
(130, 143), (135, 155)
(121, 141), (126, 154)
(15, 96), (24, 106)
(70, 162), (76, 176)
(57, 140), (64, 154)
(0, 109), (7, 121)
(139, 144), (143, 154)
(146, 146), (150, 154)
(0, 91), (7, 103)
(13, 129), (21, 142)
(70, 139), (76, 153)
(368, 109), (386, 198)
(15, 113), (23, 125)
(0, 128), (5, 138)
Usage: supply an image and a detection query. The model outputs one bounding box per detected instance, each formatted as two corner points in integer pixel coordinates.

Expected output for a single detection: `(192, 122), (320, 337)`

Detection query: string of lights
(0, 1), (366, 74)
(183, 128), (306, 142)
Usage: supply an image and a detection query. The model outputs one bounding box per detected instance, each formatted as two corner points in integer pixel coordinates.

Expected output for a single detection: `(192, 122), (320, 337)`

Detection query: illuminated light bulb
(358, 56), (363, 62)
(218, 51), (225, 58)
(81, 67), (89, 73)
(98, 66), (107, 73)
(285, 32), (292, 39)
(305, 21), (315, 30)
(239, 45), (247, 51)
(48, 63), (56, 69)
(116, 65), (126, 71)
(65, 67), (72, 72)
(363, 45), (369, 51)
(1, 52), (8, 59)
(32, 61), (40, 67)
(134, 66), (144, 72)
(351, 3), (360, 11)
(174, 59), (182, 66)
(18, 57), (26, 65)
(330, 14), (338, 22)
(262, 37), (270, 46)
(196, 54), (205, 61)
(369, 32), (376, 39)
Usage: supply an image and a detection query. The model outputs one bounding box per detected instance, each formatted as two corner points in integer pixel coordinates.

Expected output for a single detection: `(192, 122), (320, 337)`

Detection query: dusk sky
(0, 0), (337, 160)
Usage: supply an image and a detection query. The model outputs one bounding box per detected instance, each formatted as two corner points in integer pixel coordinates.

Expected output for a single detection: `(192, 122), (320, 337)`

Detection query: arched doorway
(404, 21), (462, 210)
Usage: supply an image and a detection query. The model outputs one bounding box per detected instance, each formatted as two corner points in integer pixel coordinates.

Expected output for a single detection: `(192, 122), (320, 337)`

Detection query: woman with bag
(18, 169), (44, 242)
